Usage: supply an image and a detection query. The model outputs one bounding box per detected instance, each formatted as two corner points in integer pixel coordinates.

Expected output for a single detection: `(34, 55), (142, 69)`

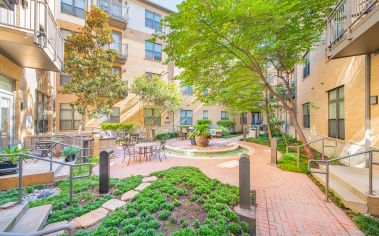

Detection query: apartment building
(55, 0), (252, 133)
(0, 0), (64, 147)
(295, 0), (379, 163)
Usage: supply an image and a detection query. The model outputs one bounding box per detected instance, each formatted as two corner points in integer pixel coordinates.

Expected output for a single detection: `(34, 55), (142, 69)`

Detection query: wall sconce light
(20, 101), (27, 110)
(370, 96), (378, 105)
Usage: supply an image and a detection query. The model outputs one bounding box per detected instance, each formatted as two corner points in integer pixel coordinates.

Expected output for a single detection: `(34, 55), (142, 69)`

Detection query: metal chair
(122, 142), (137, 165)
(151, 145), (162, 162)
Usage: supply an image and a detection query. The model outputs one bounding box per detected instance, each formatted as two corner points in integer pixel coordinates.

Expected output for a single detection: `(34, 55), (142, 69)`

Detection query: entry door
(0, 93), (14, 148)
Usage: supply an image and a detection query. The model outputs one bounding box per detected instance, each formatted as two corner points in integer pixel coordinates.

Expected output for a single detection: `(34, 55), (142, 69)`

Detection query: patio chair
(122, 143), (137, 165)
(130, 134), (140, 144)
(151, 145), (163, 162)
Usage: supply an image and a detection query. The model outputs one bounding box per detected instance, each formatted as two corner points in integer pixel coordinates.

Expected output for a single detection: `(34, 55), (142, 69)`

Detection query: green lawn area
(0, 167), (250, 235)
(244, 135), (308, 174)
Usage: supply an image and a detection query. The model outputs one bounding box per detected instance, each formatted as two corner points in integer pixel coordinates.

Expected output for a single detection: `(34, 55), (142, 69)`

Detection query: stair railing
(1, 223), (75, 236)
(308, 149), (379, 201)
(286, 137), (337, 168)
(0, 153), (93, 206)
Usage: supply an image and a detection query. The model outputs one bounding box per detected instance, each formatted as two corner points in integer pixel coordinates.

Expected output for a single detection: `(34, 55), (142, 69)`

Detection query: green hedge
(101, 122), (135, 132)
(197, 119), (212, 126)
(155, 132), (178, 141)
(217, 120), (236, 130)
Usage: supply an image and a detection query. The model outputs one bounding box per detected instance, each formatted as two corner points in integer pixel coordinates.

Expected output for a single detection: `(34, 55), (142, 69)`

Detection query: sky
(149, 0), (183, 11)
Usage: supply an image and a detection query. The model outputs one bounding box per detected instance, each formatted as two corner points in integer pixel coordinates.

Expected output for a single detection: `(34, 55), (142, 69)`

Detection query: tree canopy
(158, 0), (336, 156)
(63, 6), (127, 129)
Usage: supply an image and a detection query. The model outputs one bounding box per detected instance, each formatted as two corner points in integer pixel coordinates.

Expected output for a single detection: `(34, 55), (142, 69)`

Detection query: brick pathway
(94, 138), (363, 236)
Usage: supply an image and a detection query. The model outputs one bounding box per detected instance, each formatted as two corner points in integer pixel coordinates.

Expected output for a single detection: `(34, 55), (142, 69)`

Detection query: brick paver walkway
(94, 138), (363, 235)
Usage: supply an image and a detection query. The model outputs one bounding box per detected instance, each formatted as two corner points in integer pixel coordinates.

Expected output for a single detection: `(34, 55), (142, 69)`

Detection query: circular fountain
(165, 139), (248, 159)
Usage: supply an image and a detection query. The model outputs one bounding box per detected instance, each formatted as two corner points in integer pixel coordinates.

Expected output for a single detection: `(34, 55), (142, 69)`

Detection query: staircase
(312, 165), (379, 213)
(0, 203), (52, 233)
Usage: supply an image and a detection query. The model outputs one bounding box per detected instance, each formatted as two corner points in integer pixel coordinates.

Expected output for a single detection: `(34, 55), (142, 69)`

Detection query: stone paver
(142, 176), (158, 182)
(135, 182), (151, 191)
(69, 207), (109, 229)
(102, 199), (126, 212)
(121, 190), (139, 201)
(94, 137), (363, 236)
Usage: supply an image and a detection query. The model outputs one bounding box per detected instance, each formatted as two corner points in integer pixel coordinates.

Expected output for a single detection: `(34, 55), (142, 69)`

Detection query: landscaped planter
(0, 161), (18, 175)
(195, 135), (209, 147)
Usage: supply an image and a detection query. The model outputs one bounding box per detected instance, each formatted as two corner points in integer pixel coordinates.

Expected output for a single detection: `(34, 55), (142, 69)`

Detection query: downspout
(365, 53), (371, 166)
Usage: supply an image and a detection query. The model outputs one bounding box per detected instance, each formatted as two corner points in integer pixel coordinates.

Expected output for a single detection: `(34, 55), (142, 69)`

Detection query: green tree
(63, 6), (127, 130)
(132, 75), (183, 135)
(158, 0), (336, 157)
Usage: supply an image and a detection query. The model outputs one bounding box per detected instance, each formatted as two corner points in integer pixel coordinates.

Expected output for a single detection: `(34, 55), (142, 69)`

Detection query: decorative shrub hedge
(217, 120), (236, 130)
(197, 119), (212, 126)
(155, 132), (178, 141)
(101, 123), (135, 132)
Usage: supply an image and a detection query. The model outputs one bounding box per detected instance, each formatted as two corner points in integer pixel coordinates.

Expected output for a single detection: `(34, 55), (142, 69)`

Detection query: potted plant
(0, 146), (29, 175)
(194, 124), (211, 147)
(188, 131), (196, 145)
(62, 146), (80, 162)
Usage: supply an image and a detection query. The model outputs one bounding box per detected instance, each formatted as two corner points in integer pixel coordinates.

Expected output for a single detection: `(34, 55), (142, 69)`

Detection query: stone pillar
(235, 153), (256, 235)
(99, 151), (110, 194)
(271, 137), (278, 165)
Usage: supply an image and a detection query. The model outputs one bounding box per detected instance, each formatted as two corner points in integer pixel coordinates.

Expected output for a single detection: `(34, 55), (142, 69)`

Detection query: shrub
(101, 122), (134, 132)
(197, 119), (212, 126)
(158, 209), (171, 220)
(155, 132), (178, 141)
(217, 120), (236, 130)
(62, 146), (80, 156)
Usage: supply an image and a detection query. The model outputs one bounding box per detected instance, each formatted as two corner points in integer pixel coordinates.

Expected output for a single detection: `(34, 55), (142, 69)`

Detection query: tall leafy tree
(63, 6), (127, 130)
(158, 0), (336, 157)
(132, 75), (183, 135)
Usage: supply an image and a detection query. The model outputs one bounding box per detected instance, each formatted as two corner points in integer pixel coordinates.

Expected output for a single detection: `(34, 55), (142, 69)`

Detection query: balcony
(97, 0), (129, 29)
(105, 42), (128, 64)
(0, 0), (64, 72)
(327, 0), (379, 59)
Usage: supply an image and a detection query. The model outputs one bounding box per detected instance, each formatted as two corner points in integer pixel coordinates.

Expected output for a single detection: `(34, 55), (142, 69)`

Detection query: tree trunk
(287, 107), (313, 158)
(264, 89), (273, 141)
(79, 108), (87, 133)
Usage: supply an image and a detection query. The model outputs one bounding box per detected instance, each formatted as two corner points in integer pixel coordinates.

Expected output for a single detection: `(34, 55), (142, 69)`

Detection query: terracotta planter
(195, 135), (209, 147)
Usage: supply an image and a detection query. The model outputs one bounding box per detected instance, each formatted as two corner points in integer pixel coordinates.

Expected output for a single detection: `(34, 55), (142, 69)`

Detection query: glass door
(0, 93), (14, 148)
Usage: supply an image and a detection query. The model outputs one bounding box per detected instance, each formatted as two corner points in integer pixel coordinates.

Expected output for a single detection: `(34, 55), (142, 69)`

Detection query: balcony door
(0, 93), (14, 148)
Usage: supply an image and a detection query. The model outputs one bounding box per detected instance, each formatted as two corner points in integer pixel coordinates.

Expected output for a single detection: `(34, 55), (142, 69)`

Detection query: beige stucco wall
(296, 40), (379, 149)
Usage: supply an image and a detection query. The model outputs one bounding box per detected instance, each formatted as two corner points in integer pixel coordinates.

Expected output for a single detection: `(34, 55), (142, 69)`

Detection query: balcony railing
(327, 0), (378, 47)
(105, 42), (128, 62)
(97, 0), (129, 22)
(0, 0), (64, 70)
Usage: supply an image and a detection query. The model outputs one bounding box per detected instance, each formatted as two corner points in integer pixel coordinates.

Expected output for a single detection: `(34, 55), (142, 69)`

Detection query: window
(221, 111), (229, 120)
(144, 108), (161, 126)
(303, 103), (310, 128)
(110, 107), (120, 123)
(180, 110), (193, 125)
(145, 72), (160, 79)
(203, 110), (208, 120)
(145, 41), (162, 61)
(241, 112), (248, 125)
(328, 86), (344, 139)
(145, 9), (161, 30)
(60, 103), (82, 130)
(35, 91), (49, 134)
(303, 52), (310, 78)
(60, 74), (72, 86)
(112, 67), (122, 78)
(111, 31), (122, 54)
(180, 85), (193, 95)
(252, 112), (261, 125)
(61, 0), (85, 18)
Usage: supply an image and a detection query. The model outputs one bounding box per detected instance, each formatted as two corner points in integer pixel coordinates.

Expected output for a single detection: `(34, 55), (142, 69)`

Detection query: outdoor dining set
(115, 133), (167, 165)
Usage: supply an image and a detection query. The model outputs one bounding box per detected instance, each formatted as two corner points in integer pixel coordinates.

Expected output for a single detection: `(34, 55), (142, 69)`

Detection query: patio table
(35, 140), (58, 159)
(135, 142), (160, 162)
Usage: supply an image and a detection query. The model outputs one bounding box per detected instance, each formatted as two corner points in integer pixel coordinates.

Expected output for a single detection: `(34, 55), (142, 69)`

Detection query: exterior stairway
(312, 165), (379, 213)
(0, 203), (52, 233)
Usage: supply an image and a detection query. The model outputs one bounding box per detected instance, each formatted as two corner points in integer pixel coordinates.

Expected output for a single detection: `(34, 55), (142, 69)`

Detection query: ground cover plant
(0, 175), (143, 224)
(76, 167), (250, 235)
